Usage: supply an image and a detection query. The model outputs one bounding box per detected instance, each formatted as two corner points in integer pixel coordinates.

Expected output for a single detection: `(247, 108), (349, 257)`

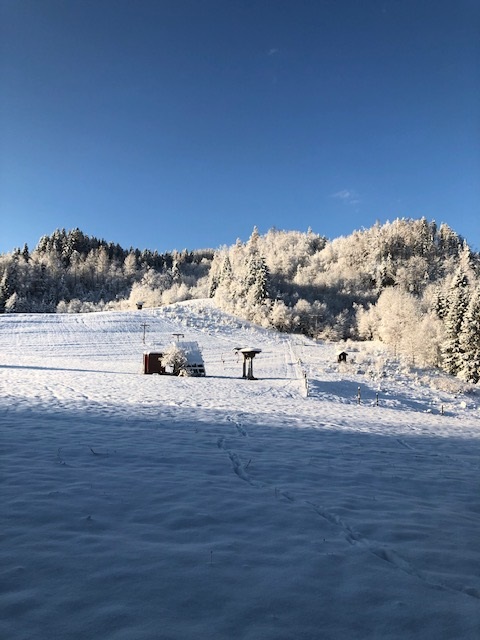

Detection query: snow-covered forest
(1, 218), (479, 382)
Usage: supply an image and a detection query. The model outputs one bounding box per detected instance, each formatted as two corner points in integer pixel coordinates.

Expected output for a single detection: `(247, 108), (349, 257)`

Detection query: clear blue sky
(1, 0), (479, 254)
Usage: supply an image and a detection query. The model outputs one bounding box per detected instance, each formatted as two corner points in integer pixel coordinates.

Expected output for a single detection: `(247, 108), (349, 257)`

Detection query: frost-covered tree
(4, 292), (19, 312)
(361, 288), (422, 361)
(376, 288), (414, 356)
(355, 303), (378, 340)
(246, 226), (260, 255)
(21, 243), (30, 262)
(171, 260), (181, 283)
(416, 312), (444, 368)
(245, 255), (270, 306)
(161, 282), (191, 305)
(441, 268), (470, 376)
(458, 285), (480, 383)
(291, 299), (313, 334)
(124, 252), (139, 280)
(270, 299), (293, 331)
(207, 256), (220, 299)
(128, 267), (176, 308)
(0, 262), (17, 308)
(438, 223), (463, 258)
(220, 254), (233, 284)
(208, 250), (232, 299)
(162, 344), (188, 375)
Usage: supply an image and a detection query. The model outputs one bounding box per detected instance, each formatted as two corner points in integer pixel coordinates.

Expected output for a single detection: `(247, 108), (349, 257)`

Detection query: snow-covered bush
(162, 344), (188, 376)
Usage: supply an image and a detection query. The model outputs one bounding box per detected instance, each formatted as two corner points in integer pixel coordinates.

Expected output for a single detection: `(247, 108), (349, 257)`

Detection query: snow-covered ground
(1, 300), (479, 640)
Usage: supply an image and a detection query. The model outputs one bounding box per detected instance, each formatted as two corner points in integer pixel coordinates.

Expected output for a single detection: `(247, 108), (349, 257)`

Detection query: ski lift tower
(234, 347), (262, 380)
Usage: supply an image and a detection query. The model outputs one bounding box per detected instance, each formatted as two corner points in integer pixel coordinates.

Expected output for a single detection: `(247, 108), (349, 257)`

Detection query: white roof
(177, 341), (204, 364)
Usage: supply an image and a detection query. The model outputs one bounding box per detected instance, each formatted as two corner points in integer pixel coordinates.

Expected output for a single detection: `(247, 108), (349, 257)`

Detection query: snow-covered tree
(124, 252), (139, 280)
(441, 268), (470, 376)
(415, 311), (444, 368)
(245, 254), (270, 306)
(355, 303), (378, 341)
(162, 344), (188, 375)
(458, 285), (480, 383)
(270, 299), (293, 331)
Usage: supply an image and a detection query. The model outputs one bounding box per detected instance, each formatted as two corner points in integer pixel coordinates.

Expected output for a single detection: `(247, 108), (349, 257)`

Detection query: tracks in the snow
(215, 412), (480, 603)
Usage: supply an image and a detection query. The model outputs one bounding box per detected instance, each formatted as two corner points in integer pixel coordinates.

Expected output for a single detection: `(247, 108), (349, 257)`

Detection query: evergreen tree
(171, 260), (181, 283)
(245, 255), (270, 305)
(4, 292), (19, 312)
(246, 226), (260, 255)
(458, 285), (480, 383)
(208, 271), (219, 299)
(437, 223), (462, 257)
(4, 291), (28, 313)
(220, 254), (233, 283)
(0, 263), (17, 313)
(441, 269), (470, 376)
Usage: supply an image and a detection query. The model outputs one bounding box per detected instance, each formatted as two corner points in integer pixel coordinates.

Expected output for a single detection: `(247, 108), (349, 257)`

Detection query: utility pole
(309, 314), (319, 338)
(172, 333), (184, 342)
(140, 322), (150, 345)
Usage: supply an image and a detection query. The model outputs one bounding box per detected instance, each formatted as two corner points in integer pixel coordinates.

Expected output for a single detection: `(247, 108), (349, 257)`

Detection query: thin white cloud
(267, 48), (279, 56)
(331, 190), (361, 205)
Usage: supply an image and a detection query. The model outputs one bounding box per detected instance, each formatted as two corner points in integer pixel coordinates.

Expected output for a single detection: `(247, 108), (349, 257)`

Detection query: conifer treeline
(1, 219), (479, 382)
(0, 227), (213, 314)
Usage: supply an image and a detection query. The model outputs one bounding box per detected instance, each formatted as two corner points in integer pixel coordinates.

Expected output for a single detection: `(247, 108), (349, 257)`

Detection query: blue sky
(1, 0), (479, 254)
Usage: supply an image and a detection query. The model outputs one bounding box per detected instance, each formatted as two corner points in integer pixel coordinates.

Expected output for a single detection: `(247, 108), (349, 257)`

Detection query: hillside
(1, 301), (480, 639)
(2, 220), (480, 388)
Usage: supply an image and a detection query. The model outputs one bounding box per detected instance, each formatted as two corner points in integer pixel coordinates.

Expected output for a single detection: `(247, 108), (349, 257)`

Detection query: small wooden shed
(143, 351), (165, 374)
(337, 351), (348, 363)
(143, 342), (206, 376)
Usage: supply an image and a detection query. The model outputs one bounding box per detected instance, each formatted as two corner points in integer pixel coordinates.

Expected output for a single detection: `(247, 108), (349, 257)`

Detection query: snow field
(1, 301), (480, 639)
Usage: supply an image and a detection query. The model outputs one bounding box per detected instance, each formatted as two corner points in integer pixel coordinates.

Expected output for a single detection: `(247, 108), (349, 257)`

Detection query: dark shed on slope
(143, 351), (165, 374)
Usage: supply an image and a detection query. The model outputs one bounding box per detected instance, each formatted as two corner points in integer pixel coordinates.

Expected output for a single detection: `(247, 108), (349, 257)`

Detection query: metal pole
(141, 322), (149, 344)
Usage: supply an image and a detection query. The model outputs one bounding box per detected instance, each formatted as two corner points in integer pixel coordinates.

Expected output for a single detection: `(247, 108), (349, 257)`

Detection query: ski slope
(1, 300), (479, 639)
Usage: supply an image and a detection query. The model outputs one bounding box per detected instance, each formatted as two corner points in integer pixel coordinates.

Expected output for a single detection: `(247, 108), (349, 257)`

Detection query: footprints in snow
(217, 435), (259, 487)
(396, 438), (414, 450)
(216, 425), (480, 603)
(227, 414), (248, 437)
